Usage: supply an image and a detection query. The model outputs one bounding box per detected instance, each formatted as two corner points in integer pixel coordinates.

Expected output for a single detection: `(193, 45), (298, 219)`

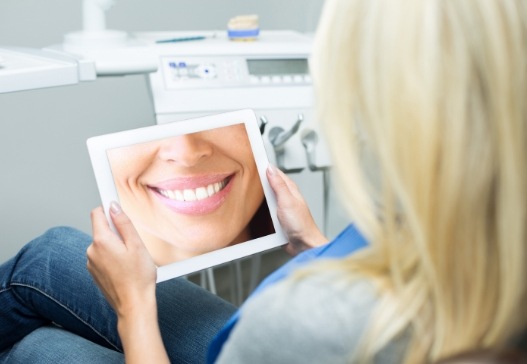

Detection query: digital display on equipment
(247, 59), (308, 76)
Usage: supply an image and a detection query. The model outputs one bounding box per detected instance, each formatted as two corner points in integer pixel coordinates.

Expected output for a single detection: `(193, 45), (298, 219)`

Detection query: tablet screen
(87, 110), (285, 282)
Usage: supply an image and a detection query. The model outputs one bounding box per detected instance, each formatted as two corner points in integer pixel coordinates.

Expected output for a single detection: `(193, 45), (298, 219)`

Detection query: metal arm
(301, 128), (331, 234)
(268, 113), (304, 151)
(83, 0), (115, 32)
(267, 114), (304, 173)
(301, 128), (326, 171)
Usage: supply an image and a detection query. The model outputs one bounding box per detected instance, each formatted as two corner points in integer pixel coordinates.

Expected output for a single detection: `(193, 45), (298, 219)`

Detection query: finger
(266, 164), (291, 196)
(91, 206), (115, 240)
(86, 244), (103, 284)
(276, 168), (303, 197)
(108, 201), (143, 248)
(267, 165), (306, 206)
(284, 243), (295, 256)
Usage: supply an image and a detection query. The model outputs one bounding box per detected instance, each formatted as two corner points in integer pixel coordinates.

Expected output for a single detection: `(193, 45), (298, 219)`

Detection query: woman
(1, 0), (526, 362)
(106, 123), (274, 264)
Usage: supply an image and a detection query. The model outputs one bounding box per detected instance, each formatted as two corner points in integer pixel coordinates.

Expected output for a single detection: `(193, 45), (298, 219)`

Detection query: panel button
(282, 75), (293, 83)
(196, 64), (216, 78)
(260, 76), (271, 84)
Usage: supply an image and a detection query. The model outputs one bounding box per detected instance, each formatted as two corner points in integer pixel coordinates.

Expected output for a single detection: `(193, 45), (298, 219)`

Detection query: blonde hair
(311, 0), (527, 362)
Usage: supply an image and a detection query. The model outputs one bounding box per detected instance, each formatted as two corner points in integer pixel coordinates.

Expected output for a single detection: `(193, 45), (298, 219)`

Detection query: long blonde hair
(311, 0), (527, 362)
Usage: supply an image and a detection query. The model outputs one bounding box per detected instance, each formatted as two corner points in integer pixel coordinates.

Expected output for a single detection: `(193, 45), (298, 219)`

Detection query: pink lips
(149, 174), (234, 215)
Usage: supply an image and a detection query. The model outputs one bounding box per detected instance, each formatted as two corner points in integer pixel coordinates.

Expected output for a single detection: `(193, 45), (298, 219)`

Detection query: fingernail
(110, 201), (122, 214)
(267, 164), (277, 175)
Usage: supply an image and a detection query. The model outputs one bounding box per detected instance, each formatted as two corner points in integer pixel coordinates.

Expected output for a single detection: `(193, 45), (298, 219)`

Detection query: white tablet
(87, 109), (286, 283)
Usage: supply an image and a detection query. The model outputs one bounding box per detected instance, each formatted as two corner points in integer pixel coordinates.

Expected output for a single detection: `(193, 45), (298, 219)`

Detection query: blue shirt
(207, 224), (368, 363)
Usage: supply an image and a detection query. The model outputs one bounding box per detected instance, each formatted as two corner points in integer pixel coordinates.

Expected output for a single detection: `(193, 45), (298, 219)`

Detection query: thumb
(108, 201), (143, 248)
(266, 164), (291, 199)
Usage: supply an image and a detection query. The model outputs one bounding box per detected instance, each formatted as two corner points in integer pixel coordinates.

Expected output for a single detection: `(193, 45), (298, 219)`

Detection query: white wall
(0, 0), (323, 48)
(0, 0), (349, 263)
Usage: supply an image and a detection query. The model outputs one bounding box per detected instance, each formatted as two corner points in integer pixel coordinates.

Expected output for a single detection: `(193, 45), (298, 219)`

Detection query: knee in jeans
(6, 227), (92, 287)
(42, 226), (88, 244)
(20, 227), (91, 264)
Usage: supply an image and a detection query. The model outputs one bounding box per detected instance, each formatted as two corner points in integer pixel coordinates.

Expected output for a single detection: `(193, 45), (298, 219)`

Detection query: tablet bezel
(87, 109), (286, 283)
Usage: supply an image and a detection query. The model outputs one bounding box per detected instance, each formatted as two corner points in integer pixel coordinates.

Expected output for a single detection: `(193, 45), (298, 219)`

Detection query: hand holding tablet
(87, 109), (286, 282)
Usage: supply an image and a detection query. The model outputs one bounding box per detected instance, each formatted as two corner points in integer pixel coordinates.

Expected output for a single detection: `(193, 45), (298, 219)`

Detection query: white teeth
(195, 187), (208, 200)
(157, 179), (228, 202)
(183, 189), (197, 201)
(175, 190), (184, 201)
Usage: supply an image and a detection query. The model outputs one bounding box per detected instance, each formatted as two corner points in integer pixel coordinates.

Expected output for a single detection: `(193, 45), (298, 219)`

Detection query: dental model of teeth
(227, 14), (259, 41)
(158, 179), (227, 202)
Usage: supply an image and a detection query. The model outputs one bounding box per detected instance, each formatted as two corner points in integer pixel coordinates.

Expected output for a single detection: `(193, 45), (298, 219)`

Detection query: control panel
(161, 56), (311, 89)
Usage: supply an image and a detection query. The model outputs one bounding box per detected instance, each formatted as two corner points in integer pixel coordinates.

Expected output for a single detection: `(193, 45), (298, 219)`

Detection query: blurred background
(0, 0), (351, 301)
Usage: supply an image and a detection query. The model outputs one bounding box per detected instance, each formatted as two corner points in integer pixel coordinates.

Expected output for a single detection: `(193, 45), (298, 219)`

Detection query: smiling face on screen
(107, 124), (264, 265)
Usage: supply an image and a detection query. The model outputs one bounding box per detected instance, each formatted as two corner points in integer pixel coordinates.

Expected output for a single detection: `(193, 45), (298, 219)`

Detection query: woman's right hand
(266, 164), (328, 256)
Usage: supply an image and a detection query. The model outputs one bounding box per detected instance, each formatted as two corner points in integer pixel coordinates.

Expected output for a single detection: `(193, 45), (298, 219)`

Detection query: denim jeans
(0, 227), (236, 363)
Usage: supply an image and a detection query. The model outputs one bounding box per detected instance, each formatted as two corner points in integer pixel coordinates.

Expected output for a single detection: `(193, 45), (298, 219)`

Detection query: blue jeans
(0, 227), (236, 363)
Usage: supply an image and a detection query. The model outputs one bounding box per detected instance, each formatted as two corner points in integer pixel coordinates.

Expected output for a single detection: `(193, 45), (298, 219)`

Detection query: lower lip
(150, 176), (234, 215)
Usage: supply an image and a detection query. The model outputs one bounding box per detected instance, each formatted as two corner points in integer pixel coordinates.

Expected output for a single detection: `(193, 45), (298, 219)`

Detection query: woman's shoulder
(269, 269), (379, 316)
(258, 269), (380, 335)
(217, 269), (382, 363)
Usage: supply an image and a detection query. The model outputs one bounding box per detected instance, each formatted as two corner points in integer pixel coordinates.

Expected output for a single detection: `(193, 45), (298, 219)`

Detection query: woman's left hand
(88, 203), (170, 364)
(87, 202), (157, 318)
(266, 165), (328, 255)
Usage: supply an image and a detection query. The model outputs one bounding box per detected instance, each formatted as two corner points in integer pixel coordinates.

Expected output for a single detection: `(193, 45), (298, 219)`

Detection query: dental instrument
(156, 36), (207, 44)
(301, 129), (331, 234)
(268, 114), (305, 173)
